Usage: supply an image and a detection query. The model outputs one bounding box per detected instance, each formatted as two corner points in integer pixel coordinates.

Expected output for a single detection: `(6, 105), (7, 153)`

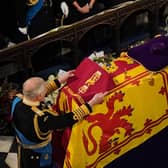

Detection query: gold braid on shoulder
(46, 79), (60, 94)
(27, 0), (39, 6)
(72, 104), (90, 121)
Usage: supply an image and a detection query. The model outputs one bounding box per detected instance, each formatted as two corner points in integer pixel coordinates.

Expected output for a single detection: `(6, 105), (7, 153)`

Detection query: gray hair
(22, 77), (46, 100)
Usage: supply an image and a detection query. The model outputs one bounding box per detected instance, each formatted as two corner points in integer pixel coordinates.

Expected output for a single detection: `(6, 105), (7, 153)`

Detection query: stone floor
(0, 136), (18, 168)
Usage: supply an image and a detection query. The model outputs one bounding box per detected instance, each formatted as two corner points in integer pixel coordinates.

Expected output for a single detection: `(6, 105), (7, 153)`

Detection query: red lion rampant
(82, 91), (134, 155)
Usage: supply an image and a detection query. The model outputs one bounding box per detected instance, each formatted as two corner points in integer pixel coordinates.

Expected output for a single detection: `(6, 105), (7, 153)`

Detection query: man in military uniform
(15, 0), (44, 36)
(11, 69), (106, 168)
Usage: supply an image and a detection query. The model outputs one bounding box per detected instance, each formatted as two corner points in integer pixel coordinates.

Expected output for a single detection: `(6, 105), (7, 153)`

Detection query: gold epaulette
(31, 106), (44, 116)
(46, 80), (58, 94)
(72, 104), (90, 121)
(16, 93), (23, 99)
(27, 0), (39, 6)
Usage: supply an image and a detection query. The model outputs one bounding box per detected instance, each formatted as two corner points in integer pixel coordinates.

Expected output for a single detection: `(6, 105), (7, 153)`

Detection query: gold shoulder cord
(44, 109), (59, 116)
(31, 106), (52, 140)
(72, 104), (90, 121)
(31, 106), (44, 116)
(33, 114), (52, 140)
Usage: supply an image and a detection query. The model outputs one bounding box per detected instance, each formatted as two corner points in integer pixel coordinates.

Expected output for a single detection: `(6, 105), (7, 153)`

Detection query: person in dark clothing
(0, 1), (27, 43)
(11, 69), (106, 168)
(63, 0), (104, 24)
(0, 34), (9, 49)
(15, 0), (44, 35)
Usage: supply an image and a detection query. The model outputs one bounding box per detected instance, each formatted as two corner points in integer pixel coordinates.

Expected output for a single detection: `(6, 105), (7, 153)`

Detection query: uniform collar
(23, 97), (40, 106)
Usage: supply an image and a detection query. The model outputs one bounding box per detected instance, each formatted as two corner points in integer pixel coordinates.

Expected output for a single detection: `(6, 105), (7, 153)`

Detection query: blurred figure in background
(0, 1), (27, 43)
(63, 0), (104, 24)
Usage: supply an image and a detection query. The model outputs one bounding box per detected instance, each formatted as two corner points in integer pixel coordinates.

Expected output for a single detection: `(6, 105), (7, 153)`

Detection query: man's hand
(79, 4), (90, 14)
(88, 92), (107, 107)
(73, 1), (90, 14)
(58, 70), (75, 84)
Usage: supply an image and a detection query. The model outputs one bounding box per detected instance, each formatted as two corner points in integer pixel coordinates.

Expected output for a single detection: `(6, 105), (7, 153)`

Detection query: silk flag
(65, 57), (115, 101)
(55, 51), (168, 168)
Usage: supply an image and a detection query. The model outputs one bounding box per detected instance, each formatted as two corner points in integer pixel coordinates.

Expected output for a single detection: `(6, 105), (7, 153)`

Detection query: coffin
(53, 35), (168, 168)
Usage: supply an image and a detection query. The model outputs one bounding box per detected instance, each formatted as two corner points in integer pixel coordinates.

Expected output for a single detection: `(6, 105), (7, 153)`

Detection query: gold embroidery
(85, 71), (101, 85)
(46, 80), (58, 94)
(34, 115), (52, 140)
(78, 71), (102, 94)
(16, 136), (51, 149)
(72, 104), (90, 121)
(27, 0), (38, 6)
(78, 85), (88, 94)
(31, 106), (44, 116)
